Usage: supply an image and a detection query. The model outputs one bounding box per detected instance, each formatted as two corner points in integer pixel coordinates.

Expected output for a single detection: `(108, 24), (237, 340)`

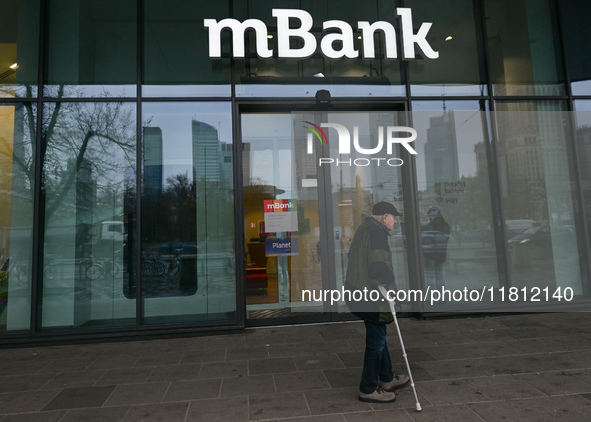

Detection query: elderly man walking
(344, 201), (410, 403)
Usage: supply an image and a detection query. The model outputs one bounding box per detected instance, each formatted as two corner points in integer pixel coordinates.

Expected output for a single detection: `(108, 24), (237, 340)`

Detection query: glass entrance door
(241, 112), (325, 322)
(241, 106), (410, 323)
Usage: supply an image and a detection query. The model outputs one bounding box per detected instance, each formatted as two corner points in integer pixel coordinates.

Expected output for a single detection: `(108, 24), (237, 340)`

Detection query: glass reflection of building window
(0, 0), (40, 98)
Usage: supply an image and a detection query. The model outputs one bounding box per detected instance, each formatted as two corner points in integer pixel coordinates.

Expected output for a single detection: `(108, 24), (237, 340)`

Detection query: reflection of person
(422, 206), (450, 290)
(344, 202), (409, 403)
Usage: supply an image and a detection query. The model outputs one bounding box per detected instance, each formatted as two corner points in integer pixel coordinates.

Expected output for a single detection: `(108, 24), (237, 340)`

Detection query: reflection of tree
(5, 86), (136, 224)
(0, 85), (137, 275)
(143, 173), (197, 243)
(41, 91), (135, 221)
(141, 171), (234, 247)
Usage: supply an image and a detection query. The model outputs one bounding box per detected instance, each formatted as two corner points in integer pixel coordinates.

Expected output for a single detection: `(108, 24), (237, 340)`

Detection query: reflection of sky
(43, 84), (136, 98)
(412, 101), (484, 190)
(236, 84), (405, 98)
(572, 82), (591, 96)
(574, 101), (591, 123)
(142, 102), (232, 184)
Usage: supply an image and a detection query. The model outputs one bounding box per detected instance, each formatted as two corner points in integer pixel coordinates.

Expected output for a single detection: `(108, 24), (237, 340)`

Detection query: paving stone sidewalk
(0, 313), (590, 421)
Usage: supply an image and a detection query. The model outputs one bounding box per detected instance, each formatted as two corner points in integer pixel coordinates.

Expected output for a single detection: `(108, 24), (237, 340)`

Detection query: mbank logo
(204, 8), (439, 60)
(304, 123), (418, 167)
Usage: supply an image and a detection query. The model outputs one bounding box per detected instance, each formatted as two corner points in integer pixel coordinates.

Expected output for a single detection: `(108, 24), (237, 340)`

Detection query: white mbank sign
(204, 8), (439, 60)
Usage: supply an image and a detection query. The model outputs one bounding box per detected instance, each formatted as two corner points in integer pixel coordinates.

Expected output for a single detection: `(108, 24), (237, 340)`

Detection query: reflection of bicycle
(141, 252), (167, 276)
(43, 252), (61, 281)
(85, 250), (121, 280)
(0, 255), (8, 272)
(1, 256), (28, 285)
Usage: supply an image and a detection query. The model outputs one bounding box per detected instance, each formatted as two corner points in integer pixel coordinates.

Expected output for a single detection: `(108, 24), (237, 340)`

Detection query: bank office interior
(1, 0), (591, 344)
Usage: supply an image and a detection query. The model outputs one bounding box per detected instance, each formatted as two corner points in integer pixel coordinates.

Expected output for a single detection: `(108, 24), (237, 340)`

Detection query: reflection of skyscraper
(495, 107), (544, 192)
(474, 141), (487, 177)
(143, 127), (163, 196)
(424, 111), (460, 188)
(192, 120), (220, 182)
(494, 103), (571, 221)
(219, 142), (233, 187)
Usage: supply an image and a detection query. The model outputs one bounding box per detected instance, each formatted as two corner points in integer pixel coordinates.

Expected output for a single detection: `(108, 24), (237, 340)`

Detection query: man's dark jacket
(344, 216), (397, 324)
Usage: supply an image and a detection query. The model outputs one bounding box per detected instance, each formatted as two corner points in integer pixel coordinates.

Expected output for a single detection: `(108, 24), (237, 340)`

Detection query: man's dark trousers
(360, 320), (394, 394)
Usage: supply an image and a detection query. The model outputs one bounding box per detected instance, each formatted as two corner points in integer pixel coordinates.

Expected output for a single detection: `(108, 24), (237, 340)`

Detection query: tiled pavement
(0, 313), (590, 421)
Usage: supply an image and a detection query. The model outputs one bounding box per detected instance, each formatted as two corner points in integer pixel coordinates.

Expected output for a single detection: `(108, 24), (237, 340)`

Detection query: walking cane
(377, 284), (422, 412)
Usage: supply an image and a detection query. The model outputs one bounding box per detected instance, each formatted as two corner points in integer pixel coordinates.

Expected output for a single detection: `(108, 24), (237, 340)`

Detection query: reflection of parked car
(507, 224), (577, 248)
(508, 225), (548, 246)
(157, 241), (198, 255)
(507, 225), (549, 267)
(508, 224), (576, 266)
(505, 219), (535, 237)
(101, 221), (126, 243)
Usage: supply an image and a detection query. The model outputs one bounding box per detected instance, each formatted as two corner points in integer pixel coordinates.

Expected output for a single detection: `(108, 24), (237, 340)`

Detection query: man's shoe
(378, 374), (410, 392)
(359, 388), (396, 403)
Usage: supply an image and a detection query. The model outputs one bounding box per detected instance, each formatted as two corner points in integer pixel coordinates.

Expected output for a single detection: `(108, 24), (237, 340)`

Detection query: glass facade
(412, 101), (501, 309)
(143, 1), (231, 97)
(485, 0), (565, 96)
(0, 0), (589, 343)
(560, 0), (591, 95)
(495, 101), (582, 298)
(0, 102), (35, 333)
(407, 0), (488, 96)
(233, 0), (406, 98)
(140, 102), (236, 324)
(40, 101), (136, 330)
(45, 0), (137, 97)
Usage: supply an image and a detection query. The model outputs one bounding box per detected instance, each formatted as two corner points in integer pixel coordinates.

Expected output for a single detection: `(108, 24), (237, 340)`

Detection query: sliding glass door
(241, 106), (411, 323)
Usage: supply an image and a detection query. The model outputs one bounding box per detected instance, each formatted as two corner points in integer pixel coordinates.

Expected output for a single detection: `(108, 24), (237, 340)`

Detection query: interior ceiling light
(445, 36), (453, 41)
(313, 72), (325, 77)
(267, 34), (273, 39)
(9, 63), (18, 69)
